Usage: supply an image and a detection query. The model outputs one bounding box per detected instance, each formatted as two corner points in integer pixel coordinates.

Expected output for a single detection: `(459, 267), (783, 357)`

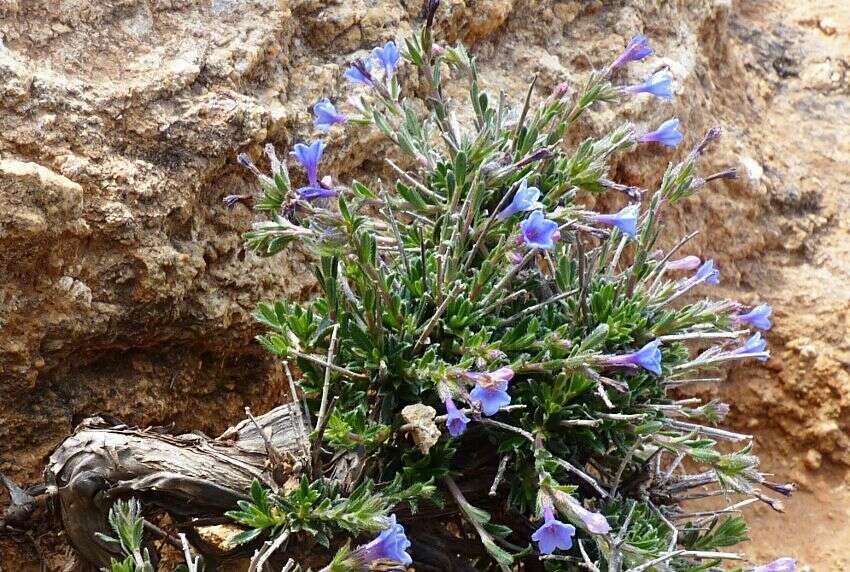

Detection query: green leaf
(482, 537), (513, 566)
(229, 527), (264, 546)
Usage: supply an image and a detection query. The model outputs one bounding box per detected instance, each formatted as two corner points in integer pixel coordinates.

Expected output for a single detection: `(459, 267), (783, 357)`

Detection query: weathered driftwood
(34, 405), (537, 571)
(44, 404), (310, 568)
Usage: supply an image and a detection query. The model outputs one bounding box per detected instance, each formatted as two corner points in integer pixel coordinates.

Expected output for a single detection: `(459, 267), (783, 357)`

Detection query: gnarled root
(44, 404), (309, 568)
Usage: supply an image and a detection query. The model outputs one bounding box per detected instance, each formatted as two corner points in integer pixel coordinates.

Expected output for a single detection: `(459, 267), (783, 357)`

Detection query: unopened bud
(554, 81), (570, 97)
(762, 480), (796, 497)
(666, 255), (701, 271)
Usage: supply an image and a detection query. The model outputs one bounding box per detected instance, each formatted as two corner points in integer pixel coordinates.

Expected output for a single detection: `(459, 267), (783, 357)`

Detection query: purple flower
(569, 502), (611, 534)
(345, 59), (374, 86)
(531, 507), (576, 554)
(623, 70), (673, 98)
(605, 340), (663, 375)
(222, 194), (251, 209)
(591, 204), (639, 239)
(666, 255), (701, 271)
(611, 34), (653, 70)
(467, 367), (514, 416)
(298, 187), (338, 201)
(694, 259), (720, 285)
(520, 210), (559, 250)
(734, 303), (772, 331)
(444, 397), (470, 437)
(313, 99), (348, 133)
(496, 180), (544, 221)
(354, 514), (413, 566)
(291, 141), (324, 187)
(733, 332), (769, 361)
(753, 558), (796, 572)
(373, 41), (401, 79)
(291, 141), (337, 202)
(639, 117), (683, 148)
(762, 480), (796, 497)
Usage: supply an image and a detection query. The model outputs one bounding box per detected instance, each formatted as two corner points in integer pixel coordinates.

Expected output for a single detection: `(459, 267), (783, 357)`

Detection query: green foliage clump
(209, 4), (794, 571)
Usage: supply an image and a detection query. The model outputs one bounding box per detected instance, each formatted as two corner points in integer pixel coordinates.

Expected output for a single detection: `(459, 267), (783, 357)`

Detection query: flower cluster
(231, 15), (795, 572)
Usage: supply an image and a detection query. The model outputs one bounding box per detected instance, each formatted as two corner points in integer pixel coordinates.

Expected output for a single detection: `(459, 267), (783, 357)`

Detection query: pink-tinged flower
(734, 303), (772, 331)
(565, 499), (611, 534)
(520, 210), (559, 250)
(639, 117), (683, 148)
(531, 507), (576, 554)
(444, 397), (470, 437)
(466, 367), (514, 416)
(752, 558), (796, 572)
(666, 255), (701, 271)
(611, 34), (654, 70)
(554, 81), (570, 97)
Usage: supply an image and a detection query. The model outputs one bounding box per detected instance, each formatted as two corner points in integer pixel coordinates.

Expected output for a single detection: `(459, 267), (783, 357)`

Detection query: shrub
(137, 3), (794, 571)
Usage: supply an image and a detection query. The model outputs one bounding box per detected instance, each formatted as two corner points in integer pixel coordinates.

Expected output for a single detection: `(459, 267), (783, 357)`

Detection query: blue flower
(630, 340), (663, 374)
(639, 117), (683, 148)
(290, 141), (337, 202)
(345, 59), (374, 86)
(734, 332), (769, 361)
(467, 367), (514, 416)
(753, 558), (796, 572)
(444, 397), (470, 437)
(496, 180), (544, 221)
(313, 99), (348, 133)
(611, 34), (653, 69)
(694, 259), (720, 285)
(531, 507), (576, 554)
(623, 70), (673, 98)
(354, 514), (413, 566)
(520, 210), (559, 250)
(291, 141), (324, 187)
(373, 41), (401, 79)
(605, 340), (663, 375)
(592, 204), (639, 239)
(735, 303), (772, 331)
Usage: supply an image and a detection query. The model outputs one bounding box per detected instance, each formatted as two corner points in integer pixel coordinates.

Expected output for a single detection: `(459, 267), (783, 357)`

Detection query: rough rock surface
(0, 0), (848, 570)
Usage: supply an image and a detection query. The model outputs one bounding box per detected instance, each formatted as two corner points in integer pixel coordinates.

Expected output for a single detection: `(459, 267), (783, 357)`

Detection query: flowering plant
(219, 3), (794, 571)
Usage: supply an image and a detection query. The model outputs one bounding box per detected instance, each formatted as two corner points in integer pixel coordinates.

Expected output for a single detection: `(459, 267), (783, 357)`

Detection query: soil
(0, 0), (849, 570)
(713, 1), (850, 569)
